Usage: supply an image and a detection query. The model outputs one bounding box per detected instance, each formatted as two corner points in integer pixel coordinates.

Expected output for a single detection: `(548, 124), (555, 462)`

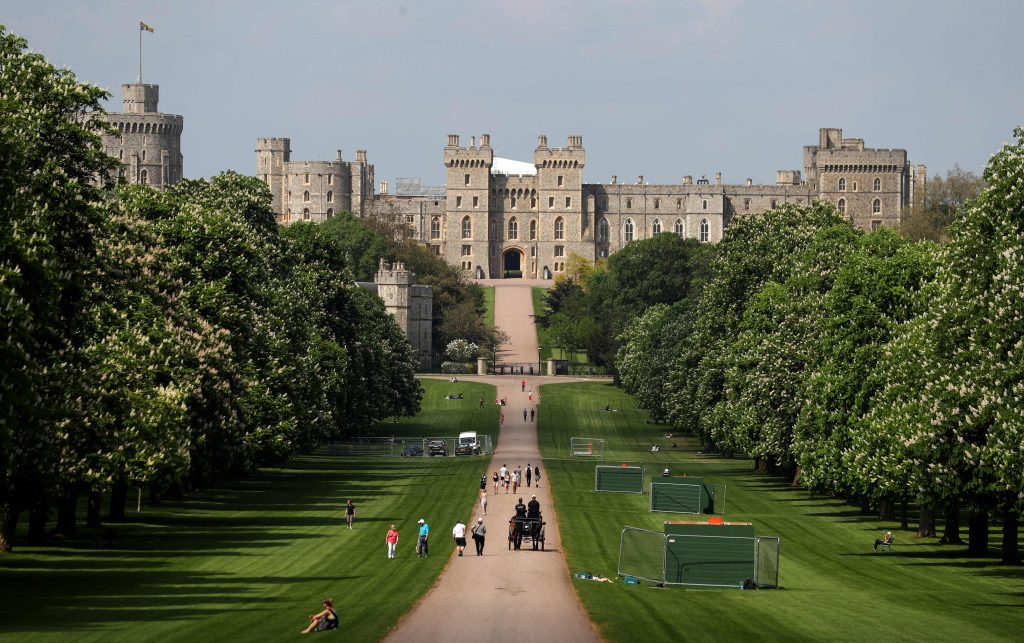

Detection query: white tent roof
(491, 157), (536, 176)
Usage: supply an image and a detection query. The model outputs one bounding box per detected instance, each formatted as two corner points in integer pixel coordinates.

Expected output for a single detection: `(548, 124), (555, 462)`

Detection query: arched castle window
(304, 173), (310, 184)
(852, 181), (858, 192)
(597, 218), (609, 242)
(327, 191), (333, 203)
(303, 208), (310, 221)
(462, 216), (472, 239)
(652, 218), (662, 234)
(624, 218), (634, 242)
(508, 217), (518, 240)
(490, 219), (496, 237)
(873, 177), (881, 191)
(838, 178), (846, 192)
(118, 149), (123, 160)
(139, 169), (147, 185)
(530, 219), (537, 240)
(702, 199), (708, 211)
(699, 218), (709, 243)
(554, 217), (564, 240)
(303, 191), (310, 202)
(838, 198), (846, 215)
(873, 198), (881, 214)
(142, 150), (146, 161)
(674, 218), (684, 235)
(326, 208), (334, 218)
(431, 217), (441, 239)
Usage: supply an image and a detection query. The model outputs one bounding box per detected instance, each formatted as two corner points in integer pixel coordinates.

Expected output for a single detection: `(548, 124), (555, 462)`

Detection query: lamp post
(538, 347), (542, 377)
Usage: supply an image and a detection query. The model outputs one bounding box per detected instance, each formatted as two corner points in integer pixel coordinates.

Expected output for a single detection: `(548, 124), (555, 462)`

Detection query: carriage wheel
(540, 526), (546, 551)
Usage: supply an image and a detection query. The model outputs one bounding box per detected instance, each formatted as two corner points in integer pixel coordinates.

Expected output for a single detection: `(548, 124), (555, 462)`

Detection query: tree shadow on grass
(0, 572), (361, 633)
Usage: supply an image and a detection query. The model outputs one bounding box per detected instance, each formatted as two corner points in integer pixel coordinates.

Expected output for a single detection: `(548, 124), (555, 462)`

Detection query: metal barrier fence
(617, 527), (780, 589)
(316, 435), (493, 458)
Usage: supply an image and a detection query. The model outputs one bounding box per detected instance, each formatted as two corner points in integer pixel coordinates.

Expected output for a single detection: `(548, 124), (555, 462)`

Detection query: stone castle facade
(256, 138), (374, 223)
(263, 128), (925, 279)
(100, 83), (183, 188)
(357, 260), (433, 369)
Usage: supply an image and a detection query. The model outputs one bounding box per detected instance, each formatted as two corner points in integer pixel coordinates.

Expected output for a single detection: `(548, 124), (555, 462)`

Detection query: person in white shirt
(452, 521), (467, 556)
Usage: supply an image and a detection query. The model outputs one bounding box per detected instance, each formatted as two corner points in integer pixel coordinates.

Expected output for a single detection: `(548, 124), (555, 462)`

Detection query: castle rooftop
(491, 157), (536, 176)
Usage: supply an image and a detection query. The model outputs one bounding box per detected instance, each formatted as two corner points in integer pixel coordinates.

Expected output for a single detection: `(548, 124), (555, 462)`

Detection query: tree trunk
(108, 483), (128, 522)
(27, 504), (48, 546)
(878, 498), (895, 521)
(900, 498), (909, 531)
(917, 506), (936, 538)
(967, 510), (989, 555)
(0, 503), (19, 552)
(86, 489), (102, 528)
(791, 465), (802, 488)
(860, 497), (872, 515)
(939, 500), (963, 545)
(1002, 505), (1020, 565)
(54, 488), (80, 537)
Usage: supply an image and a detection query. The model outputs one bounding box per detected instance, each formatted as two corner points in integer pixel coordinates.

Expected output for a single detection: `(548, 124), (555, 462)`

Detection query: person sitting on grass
(873, 531), (894, 551)
(301, 599), (338, 634)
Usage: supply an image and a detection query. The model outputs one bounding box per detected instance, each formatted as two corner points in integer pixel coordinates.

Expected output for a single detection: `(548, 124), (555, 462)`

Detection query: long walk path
(385, 284), (599, 643)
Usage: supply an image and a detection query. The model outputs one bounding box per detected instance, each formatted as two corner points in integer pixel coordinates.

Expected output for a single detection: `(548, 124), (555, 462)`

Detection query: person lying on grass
(301, 599), (338, 634)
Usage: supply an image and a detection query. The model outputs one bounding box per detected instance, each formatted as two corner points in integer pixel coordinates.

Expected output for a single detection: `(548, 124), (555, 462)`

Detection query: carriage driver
(527, 495), (540, 519)
(514, 498), (527, 518)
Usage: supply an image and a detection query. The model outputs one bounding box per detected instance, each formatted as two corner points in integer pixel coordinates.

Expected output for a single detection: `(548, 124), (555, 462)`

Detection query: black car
(428, 440), (448, 456)
(401, 443), (423, 457)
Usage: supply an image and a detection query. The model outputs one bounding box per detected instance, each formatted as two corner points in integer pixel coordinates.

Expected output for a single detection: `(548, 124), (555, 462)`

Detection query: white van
(456, 431), (480, 455)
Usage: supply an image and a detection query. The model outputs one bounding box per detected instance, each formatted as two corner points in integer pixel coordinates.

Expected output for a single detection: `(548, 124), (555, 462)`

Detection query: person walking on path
(453, 520), (467, 557)
(480, 490), (488, 515)
(534, 465), (541, 488)
(417, 519), (430, 557)
(523, 408), (528, 422)
(528, 391), (533, 402)
(471, 517), (486, 555)
(500, 413), (505, 429)
(492, 470), (499, 493)
(386, 524), (399, 559)
(521, 378), (526, 392)
(480, 473), (487, 491)
(530, 408), (535, 422)
(512, 468), (520, 494)
(525, 464), (532, 487)
(345, 500), (356, 529)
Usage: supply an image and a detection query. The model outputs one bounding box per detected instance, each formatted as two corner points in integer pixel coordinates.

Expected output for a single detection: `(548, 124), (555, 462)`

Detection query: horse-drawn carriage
(508, 513), (545, 551)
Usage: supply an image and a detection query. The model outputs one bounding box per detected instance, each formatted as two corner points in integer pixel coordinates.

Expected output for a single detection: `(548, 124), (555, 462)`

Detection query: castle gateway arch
(502, 247), (526, 279)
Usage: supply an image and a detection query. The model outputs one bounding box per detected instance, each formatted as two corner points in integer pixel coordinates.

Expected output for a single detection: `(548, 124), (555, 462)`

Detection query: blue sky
(5, 0), (1022, 186)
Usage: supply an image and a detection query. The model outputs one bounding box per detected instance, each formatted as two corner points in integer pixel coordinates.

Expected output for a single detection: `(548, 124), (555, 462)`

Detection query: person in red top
(521, 378), (526, 392)
(386, 524), (399, 559)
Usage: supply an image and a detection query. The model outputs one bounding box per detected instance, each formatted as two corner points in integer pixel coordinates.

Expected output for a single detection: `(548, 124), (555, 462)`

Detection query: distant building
(100, 82), (183, 188)
(261, 128), (925, 279)
(255, 138), (374, 223)
(357, 260), (433, 370)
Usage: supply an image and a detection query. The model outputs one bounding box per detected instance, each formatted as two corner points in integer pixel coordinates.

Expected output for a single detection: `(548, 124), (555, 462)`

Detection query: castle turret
(100, 82), (183, 188)
(256, 137), (291, 218)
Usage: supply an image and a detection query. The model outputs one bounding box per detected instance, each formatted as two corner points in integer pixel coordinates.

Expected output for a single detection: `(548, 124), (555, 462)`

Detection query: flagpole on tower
(138, 21), (154, 83)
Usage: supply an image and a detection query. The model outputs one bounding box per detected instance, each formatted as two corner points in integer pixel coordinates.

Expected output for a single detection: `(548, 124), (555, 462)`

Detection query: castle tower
(256, 137), (291, 217)
(443, 134), (493, 275)
(534, 134), (586, 276)
(101, 82), (183, 188)
(350, 149), (374, 216)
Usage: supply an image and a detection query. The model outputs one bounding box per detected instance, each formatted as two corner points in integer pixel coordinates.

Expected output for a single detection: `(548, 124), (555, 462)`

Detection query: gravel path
(385, 285), (601, 643)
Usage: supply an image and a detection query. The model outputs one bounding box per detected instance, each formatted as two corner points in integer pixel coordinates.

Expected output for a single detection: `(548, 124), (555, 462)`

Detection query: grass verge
(0, 379), (497, 641)
(539, 381), (1024, 642)
(482, 285), (495, 328)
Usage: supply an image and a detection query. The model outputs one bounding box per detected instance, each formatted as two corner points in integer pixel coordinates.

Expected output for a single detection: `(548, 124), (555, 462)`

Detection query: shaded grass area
(539, 381), (1024, 642)
(0, 379), (497, 641)
(482, 285), (495, 328)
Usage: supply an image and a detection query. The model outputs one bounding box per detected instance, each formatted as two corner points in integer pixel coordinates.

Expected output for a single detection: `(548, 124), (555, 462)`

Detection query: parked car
(401, 442), (423, 457)
(428, 440), (448, 456)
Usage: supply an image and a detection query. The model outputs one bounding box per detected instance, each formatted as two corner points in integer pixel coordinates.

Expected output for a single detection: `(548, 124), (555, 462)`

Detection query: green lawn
(538, 381), (1024, 642)
(482, 285), (495, 328)
(0, 379), (498, 641)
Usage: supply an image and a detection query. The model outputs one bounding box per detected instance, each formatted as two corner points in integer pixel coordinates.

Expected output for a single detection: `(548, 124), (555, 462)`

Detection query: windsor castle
(102, 80), (926, 282)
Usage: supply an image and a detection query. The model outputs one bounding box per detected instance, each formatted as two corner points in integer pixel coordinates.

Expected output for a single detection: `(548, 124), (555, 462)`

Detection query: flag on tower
(140, 21), (155, 33)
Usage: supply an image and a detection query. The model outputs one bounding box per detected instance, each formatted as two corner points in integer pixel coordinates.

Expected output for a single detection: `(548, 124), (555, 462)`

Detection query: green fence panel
(596, 466), (644, 493)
